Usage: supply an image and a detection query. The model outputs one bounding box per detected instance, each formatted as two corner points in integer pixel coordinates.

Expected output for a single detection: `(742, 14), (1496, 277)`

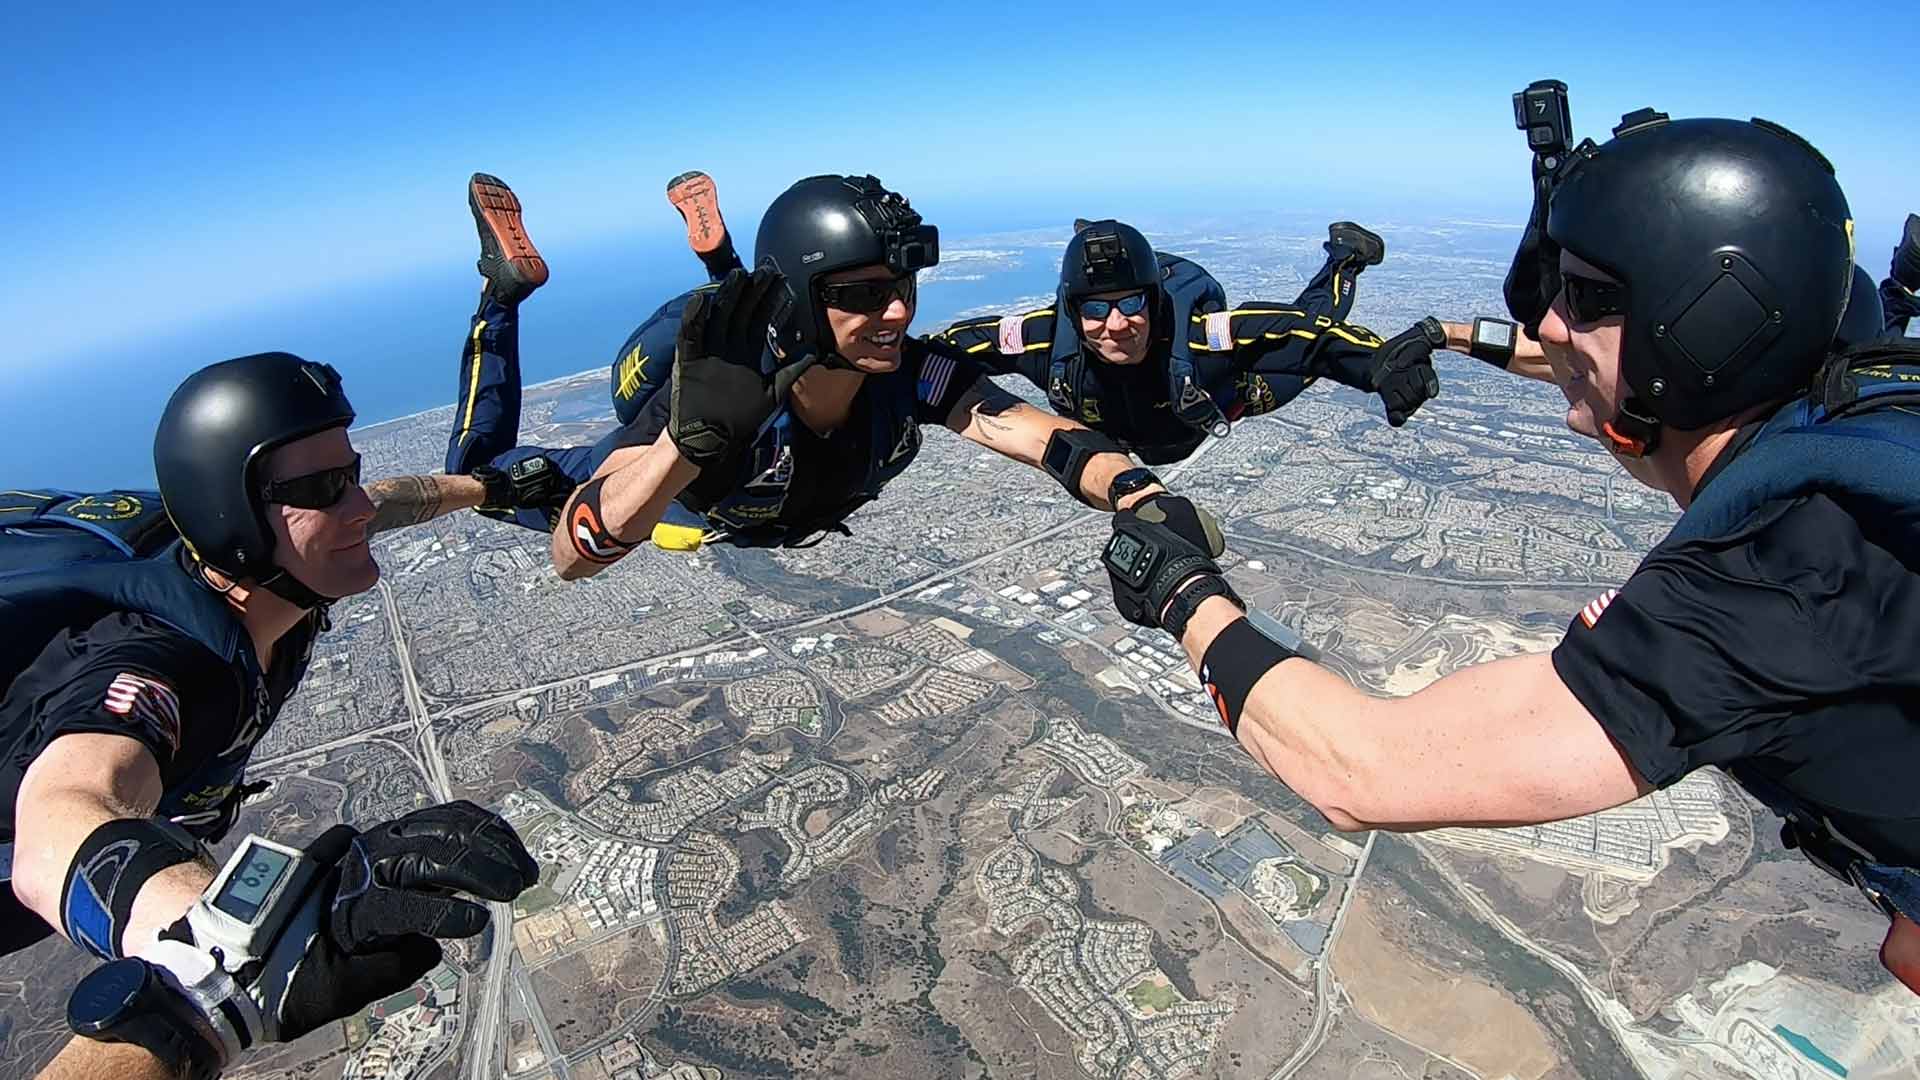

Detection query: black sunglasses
(1077, 291), (1150, 321)
(817, 272), (917, 315)
(260, 454), (362, 509)
(1562, 273), (1626, 324)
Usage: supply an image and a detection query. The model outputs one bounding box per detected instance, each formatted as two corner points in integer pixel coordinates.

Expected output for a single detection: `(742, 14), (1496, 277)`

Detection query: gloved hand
(1125, 493), (1225, 556)
(1370, 318), (1444, 427)
(1106, 496), (1230, 630)
(152, 801), (538, 1052)
(668, 267), (804, 488)
(475, 455), (572, 515)
(256, 800), (538, 1041)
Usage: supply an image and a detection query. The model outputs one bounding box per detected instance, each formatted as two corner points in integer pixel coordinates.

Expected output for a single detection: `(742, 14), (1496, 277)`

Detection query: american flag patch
(918, 352), (957, 406)
(997, 314), (1025, 355)
(1578, 589), (1620, 629)
(1205, 311), (1235, 351)
(102, 672), (181, 752)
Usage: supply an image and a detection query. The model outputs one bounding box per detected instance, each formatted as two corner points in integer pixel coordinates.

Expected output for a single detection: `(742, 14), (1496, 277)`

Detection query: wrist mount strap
(1042, 428), (1128, 508)
(61, 817), (204, 960)
(1199, 617), (1303, 734)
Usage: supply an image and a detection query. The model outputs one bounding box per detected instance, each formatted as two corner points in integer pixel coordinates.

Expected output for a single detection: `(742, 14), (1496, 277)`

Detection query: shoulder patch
(1578, 588), (1620, 629)
(997, 315), (1026, 355)
(1205, 311), (1235, 351)
(102, 672), (181, 752)
(918, 352), (958, 406)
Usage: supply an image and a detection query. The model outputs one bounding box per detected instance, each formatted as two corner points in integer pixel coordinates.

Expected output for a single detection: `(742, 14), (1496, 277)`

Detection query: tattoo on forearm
(366, 474), (446, 535)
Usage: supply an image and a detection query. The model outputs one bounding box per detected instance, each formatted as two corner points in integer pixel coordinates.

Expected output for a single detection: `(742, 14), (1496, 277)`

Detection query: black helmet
(753, 174), (938, 365)
(1835, 264), (1885, 349)
(1547, 113), (1853, 433)
(154, 352), (356, 584)
(1061, 220), (1161, 305)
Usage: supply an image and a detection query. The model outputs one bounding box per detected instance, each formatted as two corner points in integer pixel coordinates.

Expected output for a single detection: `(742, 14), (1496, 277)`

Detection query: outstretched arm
(12, 734), (212, 955)
(1173, 598), (1648, 830)
(943, 376), (1159, 511)
(930, 309), (1058, 382)
(1438, 321), (1555, 384)
(1204, 304), (1385, 391)
(364, 473), (486, 535)
(35, 1040), (178, 1080)
(548, 439), (699, 580)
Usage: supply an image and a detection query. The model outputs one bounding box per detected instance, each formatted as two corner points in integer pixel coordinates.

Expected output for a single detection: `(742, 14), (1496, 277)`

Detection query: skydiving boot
(469, 173), (548, 305)
(1326, 221), (1386, 269)
(1893, 213), (1920, 293)
(668, 170), (743, 280)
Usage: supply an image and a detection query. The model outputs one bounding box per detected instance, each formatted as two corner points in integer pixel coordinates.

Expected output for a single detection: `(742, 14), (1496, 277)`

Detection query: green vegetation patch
(1125, 977), (1183, 1014)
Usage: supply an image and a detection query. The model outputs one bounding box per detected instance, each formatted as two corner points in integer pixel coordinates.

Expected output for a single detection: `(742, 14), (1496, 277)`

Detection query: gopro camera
(1513, 79), (1573, 164)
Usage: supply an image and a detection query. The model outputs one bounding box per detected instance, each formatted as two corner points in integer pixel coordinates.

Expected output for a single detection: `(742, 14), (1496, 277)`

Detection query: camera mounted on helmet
(1547, 112), (1853, 451)
(1062, 220), (1161, 317)
(753, 174), (938, 370)
(1504, 79), (1599, 336)
(154, 352), (357, 609)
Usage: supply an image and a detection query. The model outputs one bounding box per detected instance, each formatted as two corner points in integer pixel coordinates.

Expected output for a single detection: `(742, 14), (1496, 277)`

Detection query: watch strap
(1161, 574), (1244, 639)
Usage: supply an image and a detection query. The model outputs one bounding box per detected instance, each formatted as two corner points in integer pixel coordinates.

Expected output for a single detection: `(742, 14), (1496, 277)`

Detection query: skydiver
(1098, 112), (1920, 992)
(660, 179), (1445, 464)
(395, 172), (1180, 570)
(0, 354), (537, 1077)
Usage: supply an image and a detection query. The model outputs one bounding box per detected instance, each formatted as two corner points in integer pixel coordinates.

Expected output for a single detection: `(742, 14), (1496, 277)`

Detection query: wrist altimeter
(1103, 522), (1242, 636)
(1469, 317), (1519, 369)
(187, 835), (322, 973)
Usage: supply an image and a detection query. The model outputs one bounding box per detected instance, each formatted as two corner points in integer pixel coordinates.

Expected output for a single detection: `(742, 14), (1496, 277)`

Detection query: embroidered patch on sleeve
(997, 314), (1025, 355)
(1578, 588), (1620, 629)
(918, 352), (957, 406)
(102, 672), (181, 753)
(1205, 311), (1235, 351)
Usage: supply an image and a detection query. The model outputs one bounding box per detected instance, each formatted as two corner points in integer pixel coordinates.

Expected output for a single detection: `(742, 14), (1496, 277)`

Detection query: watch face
(68, 958), (149, 1034)
(1476, 319), (1515, 349)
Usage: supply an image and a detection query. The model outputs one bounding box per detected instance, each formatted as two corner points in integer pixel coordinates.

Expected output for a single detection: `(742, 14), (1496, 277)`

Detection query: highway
(362, 441), (1240, 1080)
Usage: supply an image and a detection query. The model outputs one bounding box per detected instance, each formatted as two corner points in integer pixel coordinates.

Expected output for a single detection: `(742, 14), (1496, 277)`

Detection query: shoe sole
(469, 173), (549, 288)
(667, 171), (728, 257)
(1328, 221), (1386, 266)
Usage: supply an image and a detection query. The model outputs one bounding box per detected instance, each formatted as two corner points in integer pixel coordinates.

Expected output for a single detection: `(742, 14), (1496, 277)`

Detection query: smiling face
(1077, 289), (1153, 366)
(820, 264), (915, 373)
(1538, 250), (1668, 487)
(260, 427), (379, 599)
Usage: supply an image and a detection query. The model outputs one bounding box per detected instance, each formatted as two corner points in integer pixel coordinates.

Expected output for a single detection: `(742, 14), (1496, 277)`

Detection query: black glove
(475, 455), (572, 515)
(254, 801), (538, 1041)
(1370, 318), (1444, 427)
(1126, 493), (1225, 555)
(668, 267), (803, 487)
(1105, 496), (1231, 631)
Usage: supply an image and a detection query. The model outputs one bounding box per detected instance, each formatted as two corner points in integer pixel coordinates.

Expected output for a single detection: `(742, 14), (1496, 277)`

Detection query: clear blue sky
(2, 1), (1913, 477)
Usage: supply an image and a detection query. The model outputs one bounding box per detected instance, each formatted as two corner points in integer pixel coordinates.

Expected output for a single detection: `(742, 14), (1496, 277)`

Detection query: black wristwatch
(1107, 467), (1163, 509)
(68, 958), (224, 1080)
(1161, 574), (1244, 639)
(1468, 317), (1519, 369)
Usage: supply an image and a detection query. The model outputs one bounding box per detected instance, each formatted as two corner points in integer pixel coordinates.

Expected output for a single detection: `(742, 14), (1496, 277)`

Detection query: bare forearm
(13, 784), (211, 952)
(1175, 602), (1644, 829)
(365, 473), (486, 535)
(949, 384), (1156, 512)
(550, 440), (699, 579)
(1175, 599), (1373, 827)
(37, 1038), (183, 1080)
(1440, 321), (1554, 384)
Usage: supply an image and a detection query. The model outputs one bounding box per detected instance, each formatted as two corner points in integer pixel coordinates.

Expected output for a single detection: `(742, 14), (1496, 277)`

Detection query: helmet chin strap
(1601, 397), (1663, 458)
(257, 566), (336, 613)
